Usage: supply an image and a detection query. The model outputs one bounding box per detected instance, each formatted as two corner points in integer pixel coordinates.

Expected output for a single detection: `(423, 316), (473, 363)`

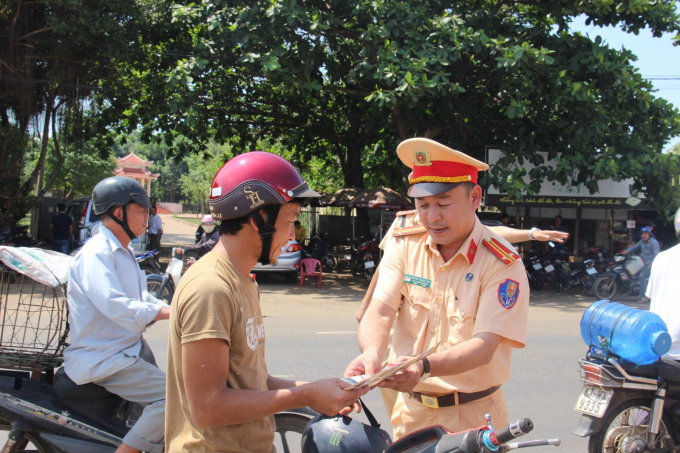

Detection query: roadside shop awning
(349, 188), (413, 210)
(318, 188), (361, 207)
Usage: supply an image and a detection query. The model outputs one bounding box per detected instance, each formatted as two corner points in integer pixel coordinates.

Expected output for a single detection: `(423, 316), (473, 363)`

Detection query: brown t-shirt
(165, 252), (274, 453)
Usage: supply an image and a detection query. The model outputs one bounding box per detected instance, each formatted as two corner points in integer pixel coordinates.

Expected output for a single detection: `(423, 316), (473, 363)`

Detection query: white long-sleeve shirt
(647, 244), (680, 360)
(64, 225), (168, 384)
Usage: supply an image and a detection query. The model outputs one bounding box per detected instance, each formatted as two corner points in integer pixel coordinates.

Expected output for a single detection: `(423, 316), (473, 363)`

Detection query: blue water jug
(580, 300), (672, 365)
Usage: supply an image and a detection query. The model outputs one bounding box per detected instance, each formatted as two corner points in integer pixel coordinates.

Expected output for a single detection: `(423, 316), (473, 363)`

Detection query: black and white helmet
(301, 413), (391, 453)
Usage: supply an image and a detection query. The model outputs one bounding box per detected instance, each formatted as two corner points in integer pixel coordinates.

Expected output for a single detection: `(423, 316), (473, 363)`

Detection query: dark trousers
(52, 239), (70, 254)
(148, 234), (160, 251)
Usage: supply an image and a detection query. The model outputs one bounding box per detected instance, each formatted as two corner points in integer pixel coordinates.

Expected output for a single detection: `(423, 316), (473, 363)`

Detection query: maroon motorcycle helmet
(209, 151), (320, 264)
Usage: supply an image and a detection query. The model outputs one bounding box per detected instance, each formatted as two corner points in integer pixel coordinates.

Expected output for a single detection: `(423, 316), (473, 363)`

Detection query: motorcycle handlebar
(490, 418), (534, 445)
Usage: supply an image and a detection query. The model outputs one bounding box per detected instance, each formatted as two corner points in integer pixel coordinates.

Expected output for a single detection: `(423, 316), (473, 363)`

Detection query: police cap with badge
(397, 138), (489, 197)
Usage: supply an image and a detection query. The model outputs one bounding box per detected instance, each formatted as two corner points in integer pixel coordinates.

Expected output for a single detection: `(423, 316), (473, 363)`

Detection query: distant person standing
(148, 207), (163, 251)
(551, 215), (569, 249)
(500, 213), (516, 227)
(50, 203), (73, 254)
(294, 220), (307, 245)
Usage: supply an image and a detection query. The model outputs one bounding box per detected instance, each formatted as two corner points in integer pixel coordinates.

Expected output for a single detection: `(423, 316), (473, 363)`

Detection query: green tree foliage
(0, 0), (178, 226)
(180, 146), (233, 214)
(113, 0), (680, 212)
(0, 125), (30, 226)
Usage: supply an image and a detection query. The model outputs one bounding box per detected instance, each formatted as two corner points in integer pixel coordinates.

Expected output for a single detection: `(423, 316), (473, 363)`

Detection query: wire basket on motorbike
(0, 246), (71, 373)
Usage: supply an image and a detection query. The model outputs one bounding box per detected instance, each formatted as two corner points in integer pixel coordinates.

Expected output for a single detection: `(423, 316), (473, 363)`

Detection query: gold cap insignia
(413, 150), (432, 167)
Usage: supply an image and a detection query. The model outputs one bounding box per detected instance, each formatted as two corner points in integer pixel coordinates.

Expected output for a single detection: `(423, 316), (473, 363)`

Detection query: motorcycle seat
(53, 367), (118, 401)
(620, 358), (680, 383)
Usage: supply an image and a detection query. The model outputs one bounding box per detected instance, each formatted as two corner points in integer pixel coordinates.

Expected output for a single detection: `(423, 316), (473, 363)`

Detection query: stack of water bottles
(580, 300), (672, 365)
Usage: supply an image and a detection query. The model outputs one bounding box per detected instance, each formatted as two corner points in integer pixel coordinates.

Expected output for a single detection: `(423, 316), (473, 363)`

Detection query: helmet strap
(110, 204), (138, 241)
(251, 205), (281, 265)
(359, 398), (381, 428)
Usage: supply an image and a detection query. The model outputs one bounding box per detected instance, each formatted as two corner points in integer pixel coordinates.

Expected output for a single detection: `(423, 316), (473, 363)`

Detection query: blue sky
(570, 16), (680, 151)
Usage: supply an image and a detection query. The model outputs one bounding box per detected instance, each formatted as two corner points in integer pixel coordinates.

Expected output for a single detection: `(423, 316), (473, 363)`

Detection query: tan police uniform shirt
(373, 215), (529, 396)
(166, 252), (274, 453)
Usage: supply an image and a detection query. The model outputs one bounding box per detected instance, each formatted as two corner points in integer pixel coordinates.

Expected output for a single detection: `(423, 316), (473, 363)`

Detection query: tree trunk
(342, 140), (370, 239)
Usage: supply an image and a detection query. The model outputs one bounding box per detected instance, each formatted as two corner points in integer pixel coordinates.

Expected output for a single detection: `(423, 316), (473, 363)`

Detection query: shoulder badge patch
(393, 225), (427, 237)
(482, 237), (519, 265)
(498, 279), (520, 309)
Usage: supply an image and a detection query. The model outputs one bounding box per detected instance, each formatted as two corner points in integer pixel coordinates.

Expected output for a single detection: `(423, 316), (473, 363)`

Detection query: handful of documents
(342, 343), (439, 390)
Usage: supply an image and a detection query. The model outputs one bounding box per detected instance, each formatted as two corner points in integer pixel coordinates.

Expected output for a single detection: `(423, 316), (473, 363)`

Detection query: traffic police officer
(345, 138), (530, 439)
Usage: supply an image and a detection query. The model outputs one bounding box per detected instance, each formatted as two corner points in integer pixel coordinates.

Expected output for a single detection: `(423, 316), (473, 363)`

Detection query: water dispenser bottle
(580, 300), (671, 365)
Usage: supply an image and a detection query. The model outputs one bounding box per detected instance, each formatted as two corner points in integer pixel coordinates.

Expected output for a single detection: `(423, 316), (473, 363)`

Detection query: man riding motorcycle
(64, 176), (170, 453)
(184, 214), (219, 258)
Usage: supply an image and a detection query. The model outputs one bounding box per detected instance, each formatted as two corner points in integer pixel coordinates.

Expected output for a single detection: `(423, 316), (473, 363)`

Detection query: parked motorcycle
(573, 350), (680, 452)
(303, 233), (338, 272)
(0, 225), (44, 248)
(335, 238), (353, 272)
(584, 246), (612, 274)
(350, 236), (380, 278)
(387, 414), (560, 452)
(362, 250), (378, 282)
(523, 255), (545, 291)
(592, 254), (644, 300)
(547, 242), (597, 295)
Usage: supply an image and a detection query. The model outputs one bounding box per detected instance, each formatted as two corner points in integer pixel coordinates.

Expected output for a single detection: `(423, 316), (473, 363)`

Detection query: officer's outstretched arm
(489, 226), (568, 243)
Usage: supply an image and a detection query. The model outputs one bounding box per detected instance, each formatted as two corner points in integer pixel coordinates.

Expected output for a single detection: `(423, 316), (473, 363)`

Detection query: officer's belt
(408, 386), (500, 409)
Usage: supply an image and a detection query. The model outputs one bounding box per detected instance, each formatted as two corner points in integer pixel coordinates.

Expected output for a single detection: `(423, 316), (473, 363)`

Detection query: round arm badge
(498, 279), (520, 309)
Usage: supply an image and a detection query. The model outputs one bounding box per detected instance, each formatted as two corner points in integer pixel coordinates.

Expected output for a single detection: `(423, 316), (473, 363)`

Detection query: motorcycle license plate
(532, 263), (542, 270)
(574, 386), (613, 418)
(365, 261), (375, 269)
(544, 265), (555, 273)
(344, 254), (352, 260)
(586, 267), (598, 275)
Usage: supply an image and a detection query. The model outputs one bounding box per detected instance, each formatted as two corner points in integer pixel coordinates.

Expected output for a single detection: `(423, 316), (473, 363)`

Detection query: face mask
(202, 224), (216, 233)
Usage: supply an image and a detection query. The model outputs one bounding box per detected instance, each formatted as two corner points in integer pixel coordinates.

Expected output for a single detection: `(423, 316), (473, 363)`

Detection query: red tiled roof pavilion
(114, 153), (159, 195)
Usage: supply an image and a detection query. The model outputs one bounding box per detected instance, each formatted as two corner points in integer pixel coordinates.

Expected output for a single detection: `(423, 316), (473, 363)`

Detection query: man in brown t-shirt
(166, 152), (367, 453)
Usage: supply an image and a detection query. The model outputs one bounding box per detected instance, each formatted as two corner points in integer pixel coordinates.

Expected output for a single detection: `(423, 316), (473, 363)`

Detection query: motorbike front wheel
(593, 276), (618, 300)
(0, 419), (52, 453)
(147, 274), (174, 303)
(582, 275), (596, 297)
(588, 400), (675, 453)
(274, 408), (317, 453)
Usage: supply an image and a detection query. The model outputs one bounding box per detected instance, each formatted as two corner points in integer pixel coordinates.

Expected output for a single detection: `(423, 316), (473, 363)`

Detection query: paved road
(145, 269), (652, 451)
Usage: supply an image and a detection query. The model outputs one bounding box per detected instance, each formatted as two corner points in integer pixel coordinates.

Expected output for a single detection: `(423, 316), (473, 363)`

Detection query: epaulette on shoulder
(482, 237), (520, 265)
(393, 225), (427, 238)
(396, 209), (417, 217)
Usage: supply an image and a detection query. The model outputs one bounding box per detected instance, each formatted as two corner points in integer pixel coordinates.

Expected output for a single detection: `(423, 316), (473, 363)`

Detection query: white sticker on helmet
(212, 187), (222, 197)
